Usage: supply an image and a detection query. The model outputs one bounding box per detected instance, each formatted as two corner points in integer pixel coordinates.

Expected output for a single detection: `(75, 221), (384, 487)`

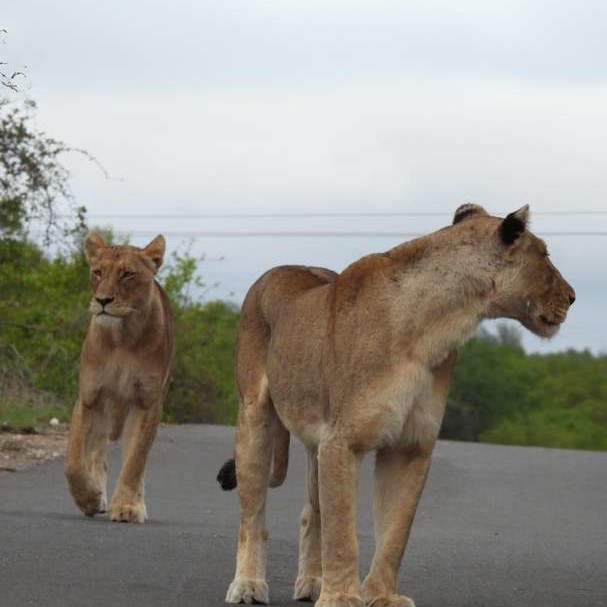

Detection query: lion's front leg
(110, 403), (161, 523)
(65, 399), (110, 517)
(361, 351), (455, 606)
(360, 446), (433, 607)
(316, 440), (364, 607)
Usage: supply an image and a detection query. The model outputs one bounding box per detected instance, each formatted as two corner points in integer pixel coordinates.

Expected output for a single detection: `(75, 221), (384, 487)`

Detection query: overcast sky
(3, 0), (607, 353)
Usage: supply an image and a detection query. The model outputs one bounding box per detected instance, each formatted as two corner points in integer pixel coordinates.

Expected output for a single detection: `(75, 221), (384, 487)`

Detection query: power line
(80, 210), (607, 219)
(110, 230), (607, 238)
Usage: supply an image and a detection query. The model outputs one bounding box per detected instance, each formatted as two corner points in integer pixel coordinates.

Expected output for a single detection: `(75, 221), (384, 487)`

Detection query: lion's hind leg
(294, 447), (322, 602)
(65, 400), (111, 517)
(226, 378), (275, 605)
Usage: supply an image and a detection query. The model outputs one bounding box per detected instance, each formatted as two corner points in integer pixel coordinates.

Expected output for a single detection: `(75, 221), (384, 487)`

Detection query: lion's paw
(66, 468), (105, 517)
(364, 595), (415, 607)
(72, 486), (105, 517)
(225, 578), (269, 604)
(76, 490), (105, 517)
(110, 500), (147, 523)
(315, 592), (365, 607)
(293, 575), (322, 602)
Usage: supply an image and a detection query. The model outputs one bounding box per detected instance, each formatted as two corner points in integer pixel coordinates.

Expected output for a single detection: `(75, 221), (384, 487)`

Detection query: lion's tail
(216, 458), (237, 490)
(216, 422), (290, 491)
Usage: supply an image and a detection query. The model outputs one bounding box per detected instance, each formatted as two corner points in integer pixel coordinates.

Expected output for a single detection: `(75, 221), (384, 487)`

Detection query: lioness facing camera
(218, 205), (575, 607)
(66, 233), (174, 523)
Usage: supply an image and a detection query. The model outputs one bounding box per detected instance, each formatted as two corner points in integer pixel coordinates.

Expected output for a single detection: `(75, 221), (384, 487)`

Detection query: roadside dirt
(0, 424), (68, 473)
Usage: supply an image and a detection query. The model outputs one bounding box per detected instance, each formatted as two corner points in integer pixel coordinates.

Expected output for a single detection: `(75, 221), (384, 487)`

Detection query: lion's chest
(338, 363), (443, 451)
(80, 352), (161, 409)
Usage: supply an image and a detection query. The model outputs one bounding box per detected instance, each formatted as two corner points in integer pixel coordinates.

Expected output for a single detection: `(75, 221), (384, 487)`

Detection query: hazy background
(4, 0), (606, 353)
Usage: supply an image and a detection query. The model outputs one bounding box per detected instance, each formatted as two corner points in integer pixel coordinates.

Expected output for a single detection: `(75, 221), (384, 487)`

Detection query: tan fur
(225, 206), (575, 606)
(65, 233), (175, 523)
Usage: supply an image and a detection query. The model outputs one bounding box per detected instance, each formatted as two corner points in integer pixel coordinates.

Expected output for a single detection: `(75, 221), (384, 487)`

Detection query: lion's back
(241, 265), (337, 327)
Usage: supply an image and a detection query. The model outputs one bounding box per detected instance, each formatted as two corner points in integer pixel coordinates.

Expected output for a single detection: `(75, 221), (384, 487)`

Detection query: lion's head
(453, 204), (575, 338)
(83, 233), (166, 324)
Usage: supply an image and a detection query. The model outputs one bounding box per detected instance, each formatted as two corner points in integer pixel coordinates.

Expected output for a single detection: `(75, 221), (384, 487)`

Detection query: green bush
(442, 332), (607, 451)
(442, 336), (532, 441)
(161, 251), (239, 423)
(0, 238), (89, 404)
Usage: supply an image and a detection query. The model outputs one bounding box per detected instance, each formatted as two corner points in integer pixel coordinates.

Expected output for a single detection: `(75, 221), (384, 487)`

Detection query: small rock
(49, 418), (60, 427)
(1, 439), (23, 453)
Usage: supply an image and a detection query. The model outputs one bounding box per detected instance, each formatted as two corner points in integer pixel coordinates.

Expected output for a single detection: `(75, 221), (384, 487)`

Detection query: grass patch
(0, 400), (69, 429)
(0, 386), (70, 430)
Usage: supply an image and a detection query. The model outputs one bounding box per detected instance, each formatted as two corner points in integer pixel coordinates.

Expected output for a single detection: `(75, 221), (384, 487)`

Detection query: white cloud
(36, 78), (607, 215)
(5, 0), (607, 91)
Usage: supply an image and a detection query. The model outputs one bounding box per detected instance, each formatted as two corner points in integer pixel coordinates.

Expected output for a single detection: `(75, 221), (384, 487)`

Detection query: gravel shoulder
(0, 424), (69, 473)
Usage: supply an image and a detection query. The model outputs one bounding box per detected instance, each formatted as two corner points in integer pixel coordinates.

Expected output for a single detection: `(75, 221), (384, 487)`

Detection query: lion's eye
(92, 270), (101, 279)
(121, 270), (135, 280)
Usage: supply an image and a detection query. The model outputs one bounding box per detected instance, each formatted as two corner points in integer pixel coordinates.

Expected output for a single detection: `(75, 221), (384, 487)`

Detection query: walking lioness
(218, 204), (575, 607)
(66, 233), (174, 523)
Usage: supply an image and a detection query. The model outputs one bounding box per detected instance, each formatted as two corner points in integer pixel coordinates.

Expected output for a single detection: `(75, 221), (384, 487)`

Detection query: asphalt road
(1, 425), (605, 607)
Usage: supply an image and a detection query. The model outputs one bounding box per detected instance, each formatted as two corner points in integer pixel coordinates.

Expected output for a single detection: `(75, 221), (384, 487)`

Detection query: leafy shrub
(442, 331), (607, 450)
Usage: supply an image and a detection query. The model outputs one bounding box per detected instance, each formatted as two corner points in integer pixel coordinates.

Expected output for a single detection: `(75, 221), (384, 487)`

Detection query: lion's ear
(84, 232), (107, 264)
(499, 205), (529, 245)
(143, 234), (166, 271)
(453, 203), (488, 225)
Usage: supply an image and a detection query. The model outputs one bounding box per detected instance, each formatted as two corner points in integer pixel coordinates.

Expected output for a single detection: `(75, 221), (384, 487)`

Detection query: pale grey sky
(3, 0), (607, 353)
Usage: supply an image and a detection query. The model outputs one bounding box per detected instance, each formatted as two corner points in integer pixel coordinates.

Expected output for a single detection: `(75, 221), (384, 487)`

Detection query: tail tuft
(217, 458), (237, 491)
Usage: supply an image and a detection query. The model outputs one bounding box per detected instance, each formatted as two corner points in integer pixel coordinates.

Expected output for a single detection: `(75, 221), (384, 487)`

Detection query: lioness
(218, 205), (575, 606)
(65, 233), (175, 523)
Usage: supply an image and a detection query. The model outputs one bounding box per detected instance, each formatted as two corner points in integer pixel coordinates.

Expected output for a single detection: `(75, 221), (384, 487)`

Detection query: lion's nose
(96, 296), (114, 307)
(568, 291), (576, 306)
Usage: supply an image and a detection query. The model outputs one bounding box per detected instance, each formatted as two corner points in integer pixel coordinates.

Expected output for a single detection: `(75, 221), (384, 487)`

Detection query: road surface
(1, 425), (605, 607)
